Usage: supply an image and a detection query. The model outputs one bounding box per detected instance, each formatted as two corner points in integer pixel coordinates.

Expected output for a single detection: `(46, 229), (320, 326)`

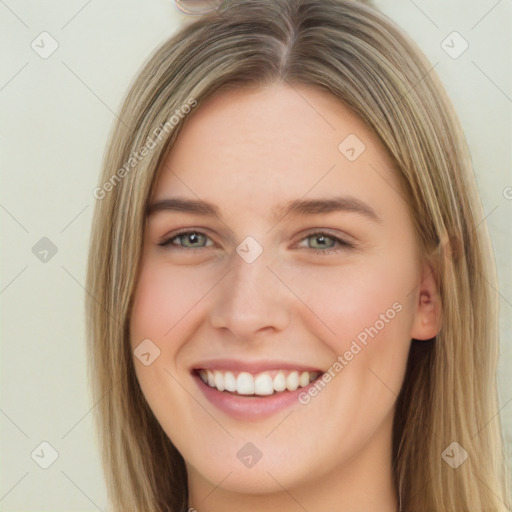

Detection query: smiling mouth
(195, 369), (322, 397)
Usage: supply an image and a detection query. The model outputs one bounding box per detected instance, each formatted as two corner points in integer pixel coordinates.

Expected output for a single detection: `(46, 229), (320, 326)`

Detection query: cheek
(280, 247), (417, 381)
(130, 257), (222, 348)
(129, 257), (222, 422)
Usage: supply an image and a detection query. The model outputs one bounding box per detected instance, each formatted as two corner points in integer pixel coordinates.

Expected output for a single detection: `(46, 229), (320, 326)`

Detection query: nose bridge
(229, 251), (271, 302)
(209, 245), (289, 336)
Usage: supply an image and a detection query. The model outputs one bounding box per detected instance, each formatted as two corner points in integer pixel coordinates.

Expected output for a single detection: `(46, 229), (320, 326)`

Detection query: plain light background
(0, 0), (510, 510)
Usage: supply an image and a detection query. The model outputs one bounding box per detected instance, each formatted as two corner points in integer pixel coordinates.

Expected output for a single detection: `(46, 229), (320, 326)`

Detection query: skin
(129, 83), (441, 512)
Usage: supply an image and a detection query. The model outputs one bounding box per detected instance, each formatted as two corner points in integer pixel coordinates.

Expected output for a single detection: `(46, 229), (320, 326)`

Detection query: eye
(157, 229), (354, 256)
(158, 230), (213, 250)
(297, 232), (354, 254)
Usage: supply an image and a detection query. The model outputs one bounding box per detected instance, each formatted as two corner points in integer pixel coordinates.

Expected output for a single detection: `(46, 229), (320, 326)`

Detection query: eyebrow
(147, 198), (219, 217)
(275, 196), (381, 223)
(147, 196), (381, 223)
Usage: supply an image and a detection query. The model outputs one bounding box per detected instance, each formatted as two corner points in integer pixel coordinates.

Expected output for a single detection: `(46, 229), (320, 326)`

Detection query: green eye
(159, 231), (212, 249)
(178, 232), (207, 248)
(158, 230), (353, 255)
(298, 232), (353, 255)
(306, 234), (337, 250)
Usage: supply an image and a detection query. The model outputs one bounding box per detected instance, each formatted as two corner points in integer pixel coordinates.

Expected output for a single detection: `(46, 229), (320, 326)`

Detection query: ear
(410, 261), (442, 340)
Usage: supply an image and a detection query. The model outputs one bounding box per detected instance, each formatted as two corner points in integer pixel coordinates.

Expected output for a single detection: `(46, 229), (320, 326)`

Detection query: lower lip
(193, 373), (319, 420)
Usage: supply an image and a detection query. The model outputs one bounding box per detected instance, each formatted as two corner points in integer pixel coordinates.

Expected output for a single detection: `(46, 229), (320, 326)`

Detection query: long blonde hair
(85, 1), (511, 510)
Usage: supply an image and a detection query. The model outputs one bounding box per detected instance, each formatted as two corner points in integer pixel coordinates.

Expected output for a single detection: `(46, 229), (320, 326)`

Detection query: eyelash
(157, 229), (354, 256)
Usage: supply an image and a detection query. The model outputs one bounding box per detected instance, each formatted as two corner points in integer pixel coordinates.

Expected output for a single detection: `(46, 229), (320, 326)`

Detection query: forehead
(152, 83), (401, 218)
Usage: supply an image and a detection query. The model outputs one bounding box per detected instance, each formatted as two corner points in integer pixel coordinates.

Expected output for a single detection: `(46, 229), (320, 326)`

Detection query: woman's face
(130, 84), (439, 503)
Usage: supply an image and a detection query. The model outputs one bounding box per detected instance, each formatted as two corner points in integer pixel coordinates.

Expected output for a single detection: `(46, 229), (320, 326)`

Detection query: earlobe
(410, 264), (442, 341)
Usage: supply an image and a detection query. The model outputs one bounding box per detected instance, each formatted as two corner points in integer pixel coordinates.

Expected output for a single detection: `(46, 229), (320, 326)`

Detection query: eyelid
(158, 227), (355, 256)
(157, 228), (216, 248)
(293, 229), (355, 251)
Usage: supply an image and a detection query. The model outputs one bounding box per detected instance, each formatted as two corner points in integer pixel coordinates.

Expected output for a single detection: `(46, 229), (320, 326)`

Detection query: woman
(86, 0), (511, 510)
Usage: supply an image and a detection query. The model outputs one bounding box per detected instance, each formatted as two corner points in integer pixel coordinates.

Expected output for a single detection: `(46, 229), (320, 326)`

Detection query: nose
(209, 249), (291, 340)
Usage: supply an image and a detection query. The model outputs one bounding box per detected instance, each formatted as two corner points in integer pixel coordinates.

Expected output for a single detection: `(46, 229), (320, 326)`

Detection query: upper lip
(191, 358), (324, 374)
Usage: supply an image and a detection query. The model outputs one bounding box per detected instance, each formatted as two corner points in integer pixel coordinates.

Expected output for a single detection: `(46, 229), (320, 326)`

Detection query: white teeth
(254, 373), (274, 395)
(198, 368), (320, 396)
(286, 371), (299, 391)
(214, 371), (225, 391)
(273, 372), (287, 392)
(224, 371), (236, 392)
(237, 372), (255, 395)
(299, 371), (310, 387)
